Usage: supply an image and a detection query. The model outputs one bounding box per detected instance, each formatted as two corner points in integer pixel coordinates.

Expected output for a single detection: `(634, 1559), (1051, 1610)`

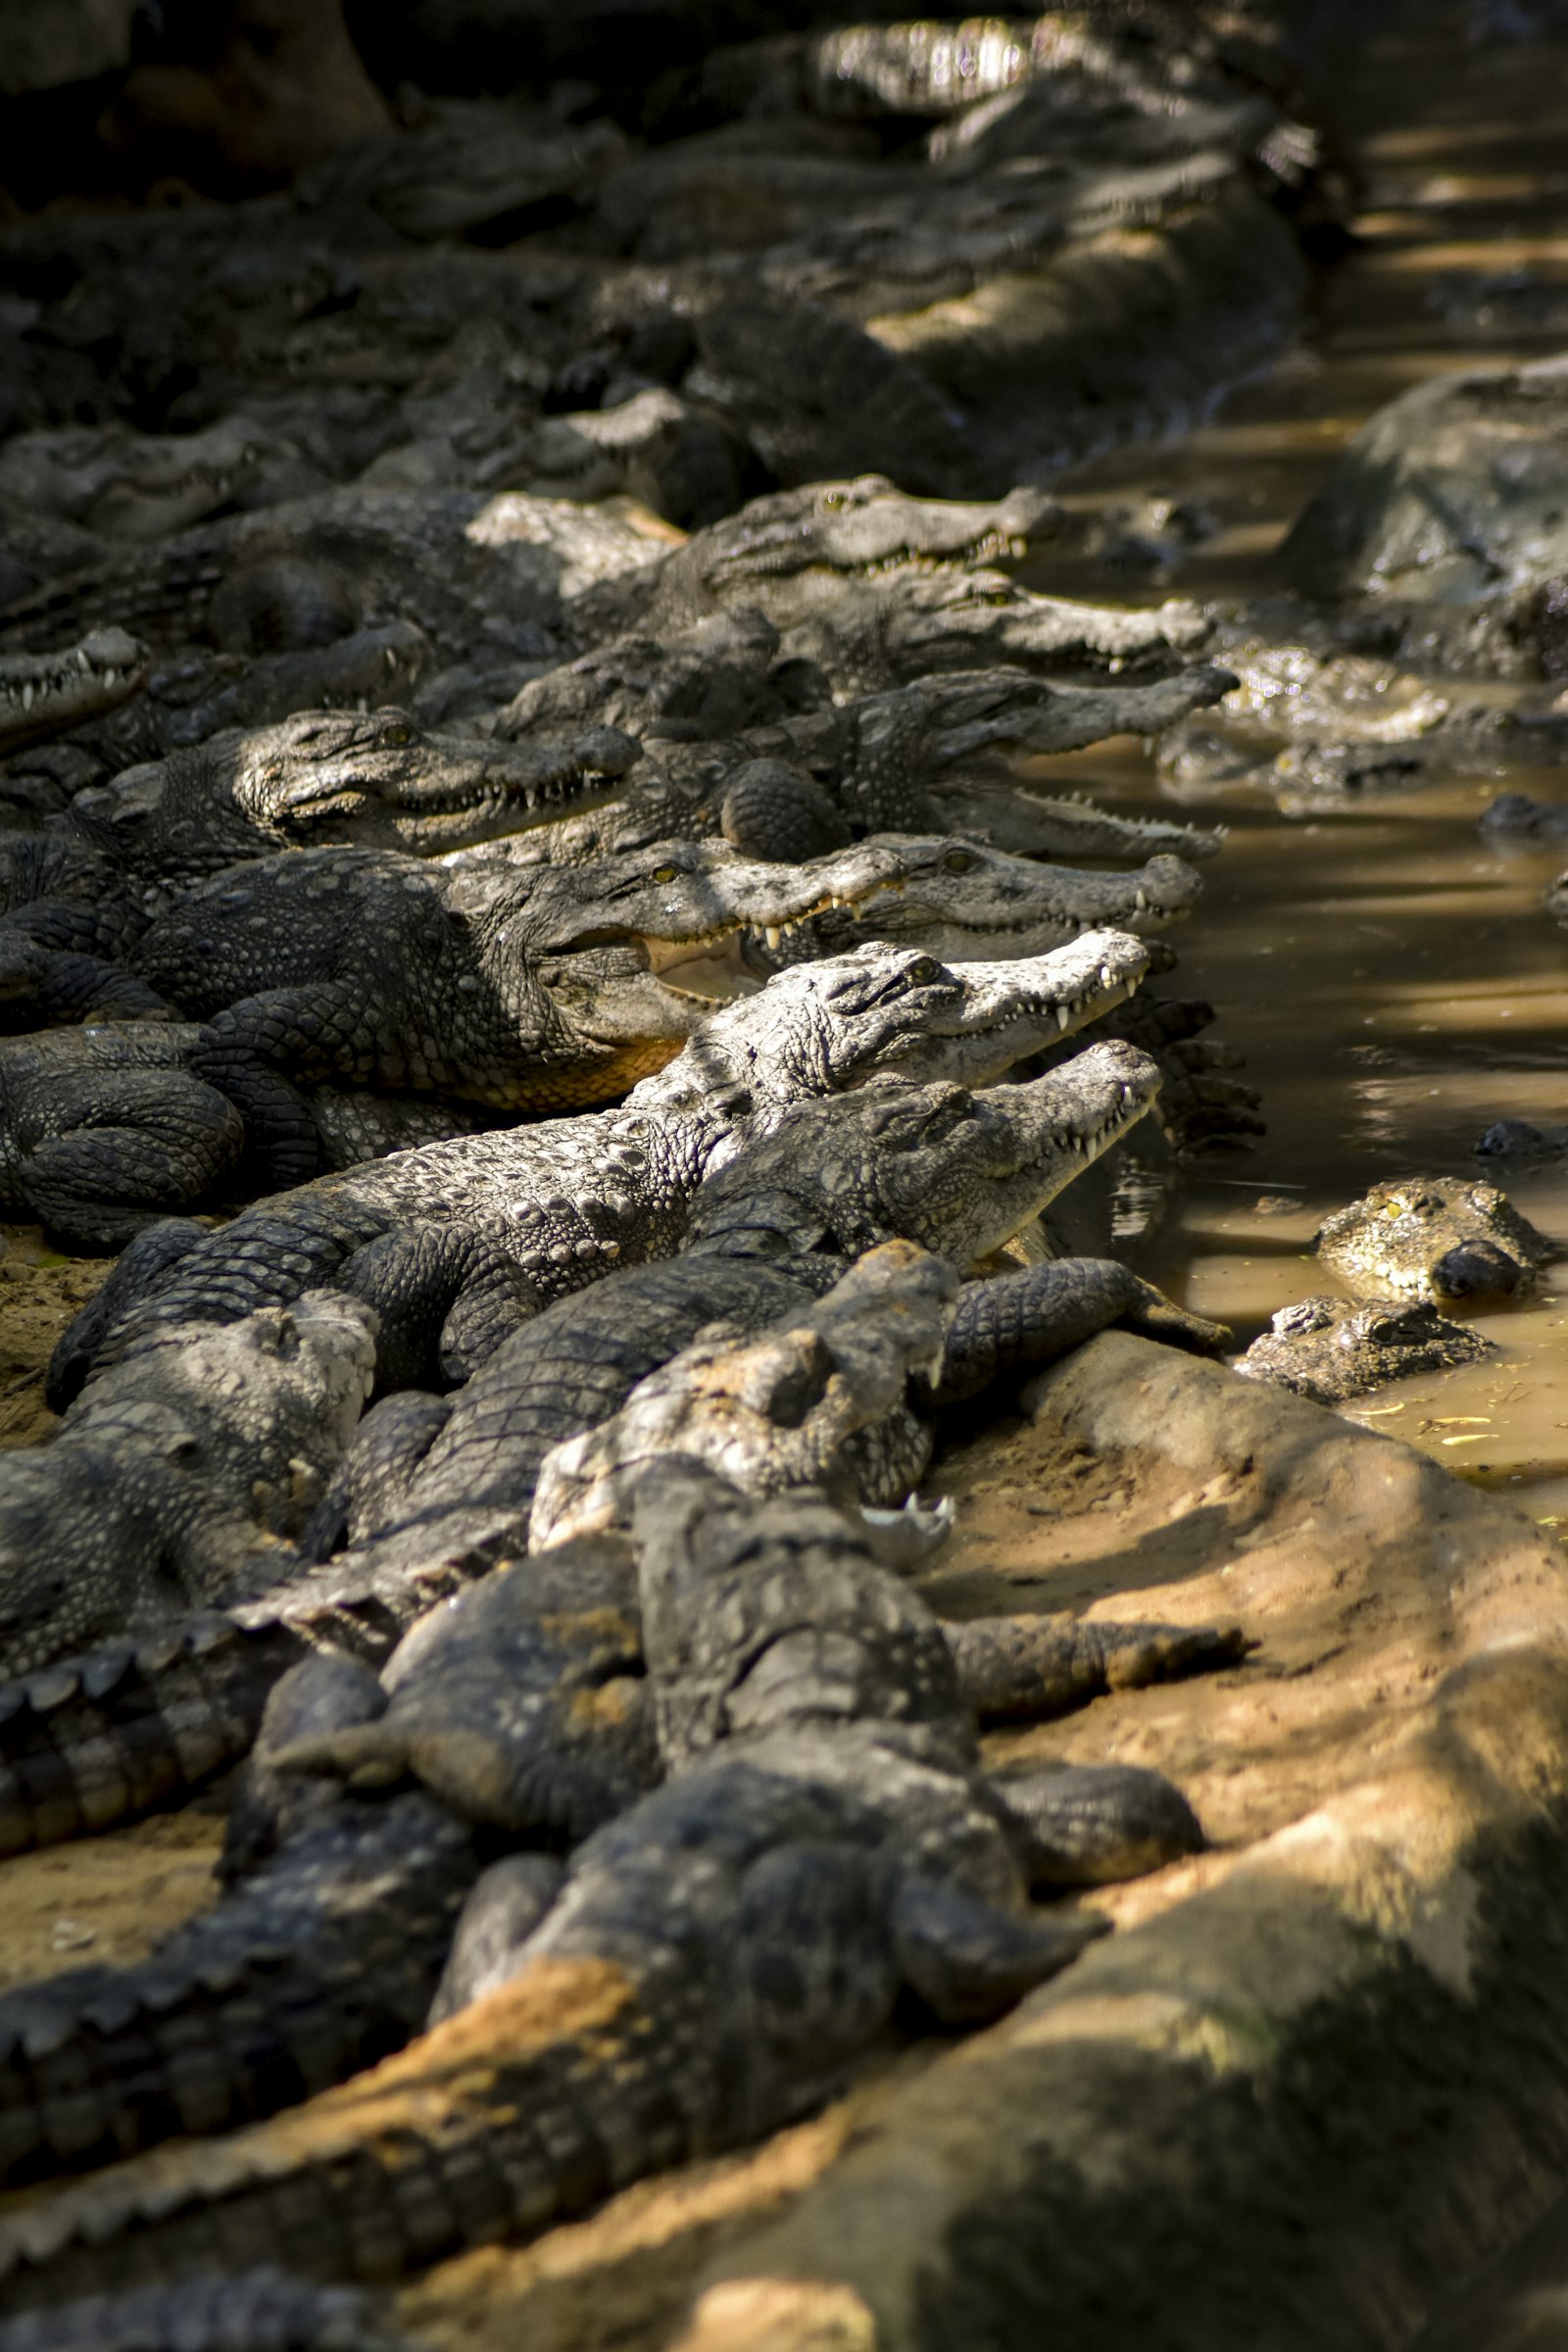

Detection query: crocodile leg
(944, 1613), (1252, 1722)
(0, 1618), (304, 1859)
(17, 1073), (246, 1250)
(298, 1392), (455, 1562)
(993, 1761), (1207, 1886)
(337, 1224), (545, 1391)
(935, 1257), (1231, 1408)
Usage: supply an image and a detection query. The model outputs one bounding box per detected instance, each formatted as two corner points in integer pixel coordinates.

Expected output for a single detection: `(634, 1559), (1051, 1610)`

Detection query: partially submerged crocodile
(48, 941), (1158, 1406)
(1315, 1176), (1555, 1302)
(1235, 1293), (1493, 1405)
(0, 1456), (1210, 2305)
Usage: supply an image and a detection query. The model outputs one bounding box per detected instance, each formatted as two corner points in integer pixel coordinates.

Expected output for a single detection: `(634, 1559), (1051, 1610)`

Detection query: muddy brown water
(1014, 1), (1568, 1545)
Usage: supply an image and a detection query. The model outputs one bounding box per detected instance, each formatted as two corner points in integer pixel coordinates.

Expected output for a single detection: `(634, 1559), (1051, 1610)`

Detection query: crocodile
(0, 633), (150, 758)
(48, 941), (1163, 1407)
(0, 1291), (375, 1680)
(0, 709), (645, 999)
(41, 836), (932, 1184)
(0, 1459), (1204, 2304)
(1315, 1176), (1555, 1303)
(0, 417), (311, 549)
(65, 705), (645, 878)
(1482, 790), (1568, 841)
(1234, 1294), (1494, 1405)
(0, 485), (665, 671)
(582, 477), (1214, 694)
(2, 623), (437, 777)
(291, 1036), (1188, 1578)
(495, 662), (1233, 867)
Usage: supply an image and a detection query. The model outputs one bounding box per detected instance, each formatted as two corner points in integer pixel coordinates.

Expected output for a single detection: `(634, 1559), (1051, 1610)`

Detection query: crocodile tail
(0, 1954), (703, 2308)
(0, 1798), (476, 2190)
(0, 2267), (401, 2351)
(0, 1617), (301, 1858)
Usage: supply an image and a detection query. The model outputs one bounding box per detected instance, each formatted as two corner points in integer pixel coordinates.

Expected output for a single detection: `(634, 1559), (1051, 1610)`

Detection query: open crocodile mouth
(852, 531), (1029, 577)
(0, 631), (148, 747)
(628, 879), (895, 1002)
(1038, 1067), (1161, 1169)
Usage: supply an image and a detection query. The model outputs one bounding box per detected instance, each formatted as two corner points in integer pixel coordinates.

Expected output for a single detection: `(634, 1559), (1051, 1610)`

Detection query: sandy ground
(0, 1224), (113, 1450)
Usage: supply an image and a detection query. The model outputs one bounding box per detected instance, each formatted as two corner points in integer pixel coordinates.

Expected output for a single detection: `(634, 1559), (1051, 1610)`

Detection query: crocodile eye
(906, 956), (939, 983)
(821, 490), (848, 510)
(652, 864), (678, 883)
(382, 724), (413, 746)
(943, 849), (975, 874)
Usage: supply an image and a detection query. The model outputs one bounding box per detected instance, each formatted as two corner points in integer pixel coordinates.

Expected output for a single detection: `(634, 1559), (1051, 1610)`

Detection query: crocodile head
(749, 838), (1201, 965)
(649, 476), (1052, 613)
(72, 707), (645, 871)
(686, 1043), (1162, 1267)
(0, 629), (149, 755)
(633, 934), (1159, 1123)
(1315, 1176), (1556, 1302)
(454, 836), (996, 1100)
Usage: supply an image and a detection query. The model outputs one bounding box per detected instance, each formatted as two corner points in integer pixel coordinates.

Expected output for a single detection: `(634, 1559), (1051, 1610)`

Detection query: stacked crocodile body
(6, 5), (1508, 2339)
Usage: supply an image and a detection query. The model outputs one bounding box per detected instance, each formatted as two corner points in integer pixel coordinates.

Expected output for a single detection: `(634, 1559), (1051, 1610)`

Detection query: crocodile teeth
(765, 926), (782, 949)
(20, 684), (31, 711)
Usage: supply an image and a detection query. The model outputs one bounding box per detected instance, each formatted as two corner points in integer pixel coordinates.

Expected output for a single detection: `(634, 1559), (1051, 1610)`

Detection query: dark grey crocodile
(1235, 1294), (1493, 1405)
(48, 941), (1156, 1409)
(501, 662), (1232, 867)
(92, 835), (922, 1188)
(0, 1291), (375, 1680)
(0, 1458), (1205, 2303)
(1315, 1176), (1555, 1302)
(127, 837), (1199, 1150)
(67, 705), (644, 877)
(581, 477), (1213, 694)
(0, 633), (149, 757)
